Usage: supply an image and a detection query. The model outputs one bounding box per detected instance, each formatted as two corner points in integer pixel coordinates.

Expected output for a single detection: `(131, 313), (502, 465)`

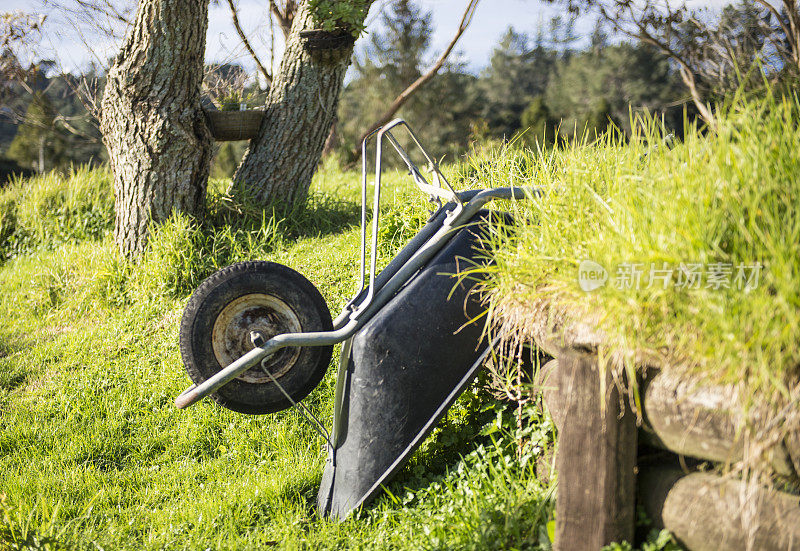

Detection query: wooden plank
(638, 465), (800, 551)
(553, 348), (637, 551)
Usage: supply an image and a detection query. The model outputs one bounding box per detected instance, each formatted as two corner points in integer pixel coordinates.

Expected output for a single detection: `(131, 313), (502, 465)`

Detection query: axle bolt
(250, 331), (266, 348)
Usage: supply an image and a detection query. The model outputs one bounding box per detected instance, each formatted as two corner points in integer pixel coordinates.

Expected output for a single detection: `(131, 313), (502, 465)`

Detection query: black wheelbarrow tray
(174, 119), (536, 519)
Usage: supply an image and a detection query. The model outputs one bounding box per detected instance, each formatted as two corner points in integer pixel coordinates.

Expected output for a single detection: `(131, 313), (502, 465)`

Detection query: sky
(203, 0), (573, 76)
(7, 0), (590, 75)
(7, 0), (732, 76)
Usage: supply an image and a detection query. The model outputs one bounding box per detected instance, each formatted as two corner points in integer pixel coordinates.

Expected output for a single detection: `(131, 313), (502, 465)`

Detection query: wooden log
(642, 370), (799, 479)
(638, 465), (800, 551)
(554, 348), (638, 551)
(641, 370), (742, 462)
(539, 359), (799, 481)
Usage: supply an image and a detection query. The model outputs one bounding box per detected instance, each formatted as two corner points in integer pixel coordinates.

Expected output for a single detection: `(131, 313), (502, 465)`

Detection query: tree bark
(230, 2), (371, 207)
(101, 0), (213, 258)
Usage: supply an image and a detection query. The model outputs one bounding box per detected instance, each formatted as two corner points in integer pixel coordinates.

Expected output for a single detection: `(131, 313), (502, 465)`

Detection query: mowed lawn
(0, 166), (553, 550)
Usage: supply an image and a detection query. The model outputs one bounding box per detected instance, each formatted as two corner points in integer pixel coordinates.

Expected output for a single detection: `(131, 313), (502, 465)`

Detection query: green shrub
(308, 0), (370, 36)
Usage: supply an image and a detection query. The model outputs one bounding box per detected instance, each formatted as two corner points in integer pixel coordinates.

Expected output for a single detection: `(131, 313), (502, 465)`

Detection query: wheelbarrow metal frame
(174, 119), (535, 431)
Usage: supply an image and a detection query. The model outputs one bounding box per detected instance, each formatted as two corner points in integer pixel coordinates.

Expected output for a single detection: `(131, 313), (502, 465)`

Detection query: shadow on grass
(207, 190), (362, 243)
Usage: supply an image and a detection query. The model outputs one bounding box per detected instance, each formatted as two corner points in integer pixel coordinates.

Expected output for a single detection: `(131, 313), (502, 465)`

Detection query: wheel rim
(211, 293), (302, 383)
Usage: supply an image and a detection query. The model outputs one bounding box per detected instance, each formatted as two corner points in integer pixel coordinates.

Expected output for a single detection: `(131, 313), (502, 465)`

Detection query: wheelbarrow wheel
(179, 261), (333, 414)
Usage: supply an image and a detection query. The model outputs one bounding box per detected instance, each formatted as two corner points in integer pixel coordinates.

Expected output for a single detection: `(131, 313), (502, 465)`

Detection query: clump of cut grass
(484, 90), (800, 407)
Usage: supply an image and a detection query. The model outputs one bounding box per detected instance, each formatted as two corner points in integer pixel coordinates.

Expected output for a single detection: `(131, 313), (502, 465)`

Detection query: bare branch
(42, 0), (133, 41)
(269, 5), (275, 76)
(587, 0), (800, 123)
(71, 0), (130, 25)
(678, 65), (713, 124)
(779, 0), (800, 73)
(753, 0), (792, 44)
(0, 12), (46, 98)
(269, 0), (296, 39)
(225, 0), (272, 85)
(1, 11), (46, 48)
(54, 114), (100, 141)
(596, 2), (716, 124)
(354, 0), (480, 155)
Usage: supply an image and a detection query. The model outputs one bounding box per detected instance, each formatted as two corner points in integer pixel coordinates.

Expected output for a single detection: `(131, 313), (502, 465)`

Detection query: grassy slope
(485, 92), (800, 404)
(0, 167), (554, 550)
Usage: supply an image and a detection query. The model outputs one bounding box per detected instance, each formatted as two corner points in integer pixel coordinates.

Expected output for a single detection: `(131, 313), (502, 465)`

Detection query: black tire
(179, 261), (333, 414)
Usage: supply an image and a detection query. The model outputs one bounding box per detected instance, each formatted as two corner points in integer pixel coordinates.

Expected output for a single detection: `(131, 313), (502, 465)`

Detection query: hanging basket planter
(299, 29), (356, 51)
(203, 109), (265, 141)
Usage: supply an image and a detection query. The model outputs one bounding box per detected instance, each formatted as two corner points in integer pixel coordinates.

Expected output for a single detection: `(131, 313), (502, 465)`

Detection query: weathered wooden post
(514, 306), (800, 549)
(554, 347), (638, 550)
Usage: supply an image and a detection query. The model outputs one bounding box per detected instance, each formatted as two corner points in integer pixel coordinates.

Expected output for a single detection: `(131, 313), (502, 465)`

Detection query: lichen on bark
(101, 0), (213, 258)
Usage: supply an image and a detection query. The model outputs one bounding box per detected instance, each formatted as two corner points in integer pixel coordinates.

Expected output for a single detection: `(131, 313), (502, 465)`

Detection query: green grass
(8, 91), (782, 547)
(483, 91), (800, 406)
(0, 165), (555, 549)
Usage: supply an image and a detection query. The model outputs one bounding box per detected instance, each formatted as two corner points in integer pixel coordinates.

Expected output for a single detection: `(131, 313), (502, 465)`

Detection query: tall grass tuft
(485, 91), (800, 404)
(0, 167), (114, 261)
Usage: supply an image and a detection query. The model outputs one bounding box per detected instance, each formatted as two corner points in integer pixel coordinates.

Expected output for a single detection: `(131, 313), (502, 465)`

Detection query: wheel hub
(211, 293), (302, 383)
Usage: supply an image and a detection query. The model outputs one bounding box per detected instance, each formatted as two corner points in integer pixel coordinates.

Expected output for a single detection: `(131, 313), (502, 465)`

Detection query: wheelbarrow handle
(175, 320), (360, 409)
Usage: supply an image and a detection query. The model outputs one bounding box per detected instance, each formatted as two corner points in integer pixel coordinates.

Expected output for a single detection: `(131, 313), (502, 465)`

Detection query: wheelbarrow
(175, 119), (533, 519)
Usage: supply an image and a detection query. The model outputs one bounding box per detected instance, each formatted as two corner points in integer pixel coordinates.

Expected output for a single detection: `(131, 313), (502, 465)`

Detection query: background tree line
(6, 0), (792, 183)
(0, 57), (105, 181)
(1, 0), (798, 257)
(334, 3), (684, 167)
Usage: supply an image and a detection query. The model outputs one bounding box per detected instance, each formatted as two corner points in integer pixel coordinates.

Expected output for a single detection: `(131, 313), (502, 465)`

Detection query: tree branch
(678, 65), (713, 124)
(226, 0), (272, 85)
(753, 0), (795, 58)
(779, 0), (800, 73)
(353, 0), (480, 157)
(54, 114), (100, 141)
(269, 0), (295, 38)
(599, 2), (714, 125)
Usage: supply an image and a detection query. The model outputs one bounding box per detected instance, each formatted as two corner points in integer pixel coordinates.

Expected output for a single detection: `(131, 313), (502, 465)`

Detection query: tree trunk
(101, 0), (213, 258)
(231, 2), (370, 207)
(37, 135), (44, 174)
